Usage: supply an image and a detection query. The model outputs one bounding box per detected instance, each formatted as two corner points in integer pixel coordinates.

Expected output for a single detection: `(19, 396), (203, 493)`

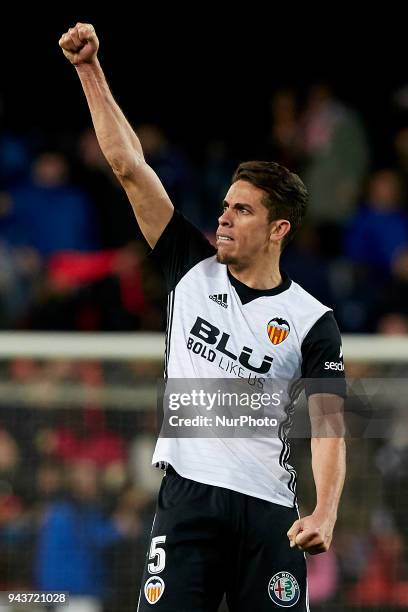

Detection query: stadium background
(0, 11), (408, 611)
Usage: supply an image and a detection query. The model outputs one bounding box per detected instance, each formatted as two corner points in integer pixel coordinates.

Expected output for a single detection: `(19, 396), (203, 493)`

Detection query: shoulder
(287, 281), (332, 339)
(302, 311), (341, 346)
(150, 210), (217, 292)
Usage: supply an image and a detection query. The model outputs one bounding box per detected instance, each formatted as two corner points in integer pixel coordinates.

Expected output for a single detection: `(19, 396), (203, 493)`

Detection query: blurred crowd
(1, 83), (408, 335)
(0, 357), (162, 612)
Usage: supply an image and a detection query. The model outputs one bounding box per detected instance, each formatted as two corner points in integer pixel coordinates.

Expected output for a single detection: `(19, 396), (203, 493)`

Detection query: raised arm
(59, 23), (174, 248)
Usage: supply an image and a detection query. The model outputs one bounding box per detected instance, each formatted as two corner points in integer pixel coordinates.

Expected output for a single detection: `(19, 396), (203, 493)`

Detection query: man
(59, 23), (346, 612)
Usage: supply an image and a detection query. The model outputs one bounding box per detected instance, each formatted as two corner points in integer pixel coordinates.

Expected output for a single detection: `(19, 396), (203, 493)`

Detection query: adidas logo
(209, 293), (228, 308)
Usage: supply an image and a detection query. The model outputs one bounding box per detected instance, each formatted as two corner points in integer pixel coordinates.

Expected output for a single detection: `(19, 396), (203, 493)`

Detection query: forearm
(60, 23), (173, 247)
(311, 437), (346, 521)
(75, 59), (144, 175)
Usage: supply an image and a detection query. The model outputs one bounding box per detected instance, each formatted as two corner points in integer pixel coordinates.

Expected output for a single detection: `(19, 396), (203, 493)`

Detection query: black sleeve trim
(150, 210), (216, 292)
(301, 311), (347, 398)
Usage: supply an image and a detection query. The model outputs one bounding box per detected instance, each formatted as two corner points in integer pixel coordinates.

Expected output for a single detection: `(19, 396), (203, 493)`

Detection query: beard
(217, 251), (236, 265)
(216, 250), (238, 265)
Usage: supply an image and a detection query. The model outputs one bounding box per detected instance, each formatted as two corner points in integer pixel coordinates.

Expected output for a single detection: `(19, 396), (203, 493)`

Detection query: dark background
(2, 10), (407, 166)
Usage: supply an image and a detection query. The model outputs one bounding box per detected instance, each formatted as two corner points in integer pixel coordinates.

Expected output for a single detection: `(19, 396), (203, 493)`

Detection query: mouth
(216, 233), (234, 245)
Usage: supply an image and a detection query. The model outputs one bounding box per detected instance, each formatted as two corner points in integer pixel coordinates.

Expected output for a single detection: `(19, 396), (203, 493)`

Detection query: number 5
(148, 535), (167, 574)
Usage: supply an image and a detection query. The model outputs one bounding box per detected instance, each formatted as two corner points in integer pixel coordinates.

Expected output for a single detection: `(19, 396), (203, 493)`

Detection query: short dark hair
(232, 161), (308, 249)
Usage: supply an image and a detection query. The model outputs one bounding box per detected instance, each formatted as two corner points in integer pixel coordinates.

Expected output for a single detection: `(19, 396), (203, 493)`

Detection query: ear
(269, 219), (291, 245)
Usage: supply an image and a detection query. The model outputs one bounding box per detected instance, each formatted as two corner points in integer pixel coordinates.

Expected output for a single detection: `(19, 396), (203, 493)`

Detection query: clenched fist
(59, 23), (99, 66)
(287, 512), (335, 555)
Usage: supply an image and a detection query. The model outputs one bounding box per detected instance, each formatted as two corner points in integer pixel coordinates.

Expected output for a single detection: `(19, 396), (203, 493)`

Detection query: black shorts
(137, 467), (309, 611)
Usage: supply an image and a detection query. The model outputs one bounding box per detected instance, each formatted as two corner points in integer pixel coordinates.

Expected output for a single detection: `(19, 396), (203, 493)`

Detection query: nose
(218, 208), (232, 227)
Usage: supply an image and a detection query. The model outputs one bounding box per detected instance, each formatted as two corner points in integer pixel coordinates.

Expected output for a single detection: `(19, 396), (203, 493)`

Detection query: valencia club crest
(267, 318), (290, 345)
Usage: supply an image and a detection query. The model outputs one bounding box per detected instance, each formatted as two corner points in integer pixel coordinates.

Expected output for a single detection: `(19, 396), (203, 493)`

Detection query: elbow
(110, 153), (145, 182)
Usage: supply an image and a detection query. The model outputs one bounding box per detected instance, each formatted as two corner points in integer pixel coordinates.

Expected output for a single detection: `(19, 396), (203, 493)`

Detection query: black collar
(227, 269), (292, 305)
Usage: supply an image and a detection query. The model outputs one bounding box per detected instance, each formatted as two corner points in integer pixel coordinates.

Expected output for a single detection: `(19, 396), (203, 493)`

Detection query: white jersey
(151, 212), (345, 507)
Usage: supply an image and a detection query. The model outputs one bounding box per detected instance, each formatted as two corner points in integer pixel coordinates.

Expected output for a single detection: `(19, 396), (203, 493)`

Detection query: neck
(228, 257), (282, 289)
